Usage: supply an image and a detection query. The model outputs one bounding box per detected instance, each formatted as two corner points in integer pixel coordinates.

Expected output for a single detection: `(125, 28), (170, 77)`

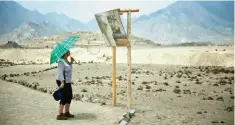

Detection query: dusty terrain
(0, 40), (234, 125)
(0, 45), (233, 67)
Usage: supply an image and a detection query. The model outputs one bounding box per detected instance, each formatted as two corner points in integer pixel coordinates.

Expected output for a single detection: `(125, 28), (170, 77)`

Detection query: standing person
(56, 50), (75, 120)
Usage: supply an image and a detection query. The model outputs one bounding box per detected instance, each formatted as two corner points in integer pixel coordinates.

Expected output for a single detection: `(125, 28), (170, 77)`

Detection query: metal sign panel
(95, 9), (127, 47)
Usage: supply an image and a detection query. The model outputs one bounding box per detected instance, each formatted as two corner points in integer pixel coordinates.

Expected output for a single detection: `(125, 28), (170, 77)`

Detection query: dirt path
(0, 80), (125, 125)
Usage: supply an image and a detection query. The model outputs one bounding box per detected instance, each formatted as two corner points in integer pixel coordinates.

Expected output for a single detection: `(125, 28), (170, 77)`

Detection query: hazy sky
(17, 0), (176, 23)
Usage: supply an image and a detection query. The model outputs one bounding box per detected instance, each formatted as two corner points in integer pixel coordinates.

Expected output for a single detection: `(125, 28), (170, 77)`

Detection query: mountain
(88, 1), (234, 44)
(0, 21), (65, 43)
(86, 18), (100, 32)
(0, 1), (87, 36)
(44, 12), (87, 32)
(1, 1), (233, 44)
(132, 1), (234, 44)
(197, 1), (234, 22)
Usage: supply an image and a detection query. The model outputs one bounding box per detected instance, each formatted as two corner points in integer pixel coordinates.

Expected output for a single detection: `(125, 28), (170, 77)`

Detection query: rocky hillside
(132, 1), (234, 44)
(0, 1), (86, 35)
(0, 21), (65, 43)
(88, 1), (234, 44)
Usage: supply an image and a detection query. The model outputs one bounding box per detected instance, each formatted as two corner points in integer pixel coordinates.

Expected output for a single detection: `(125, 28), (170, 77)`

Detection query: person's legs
(57, 103), (68, 120)
(64, 83), (74, 118)
(64, 103), (74, 118)
(56, 80), (68, 120)
(58, 104), (64, 115)
(65, 104), (69, 113)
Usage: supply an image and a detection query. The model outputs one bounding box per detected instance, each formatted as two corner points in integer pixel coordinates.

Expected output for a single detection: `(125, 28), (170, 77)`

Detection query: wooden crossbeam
(119, 9), (139, 15)
(115, 39), (129, 46)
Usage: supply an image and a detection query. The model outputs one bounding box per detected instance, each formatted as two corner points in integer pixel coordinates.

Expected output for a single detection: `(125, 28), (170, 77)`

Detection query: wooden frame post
(127, 10), (132, 109)
(112, 46), (116, 106)
(119, 8), (139, 109)
(95, 8), (139, 107)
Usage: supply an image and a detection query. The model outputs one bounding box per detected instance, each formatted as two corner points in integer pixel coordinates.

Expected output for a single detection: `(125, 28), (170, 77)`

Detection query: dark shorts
(56, 80), (73, 105)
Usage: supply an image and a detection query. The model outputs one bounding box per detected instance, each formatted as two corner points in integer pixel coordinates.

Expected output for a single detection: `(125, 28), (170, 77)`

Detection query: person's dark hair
(61, 50), (69, 58)
(62, 53), (66, 58)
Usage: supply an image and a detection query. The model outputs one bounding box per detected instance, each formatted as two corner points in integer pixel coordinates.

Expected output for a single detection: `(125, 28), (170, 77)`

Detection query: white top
(56, 59), (72, 83)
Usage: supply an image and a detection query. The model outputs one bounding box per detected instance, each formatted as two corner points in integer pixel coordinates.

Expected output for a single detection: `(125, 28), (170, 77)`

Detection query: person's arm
(70, 56), (76, 65)
(57, 61), (65, 88)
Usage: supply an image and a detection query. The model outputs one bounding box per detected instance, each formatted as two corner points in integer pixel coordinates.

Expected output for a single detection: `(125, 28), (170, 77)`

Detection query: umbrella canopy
(50, 36), (79, 65)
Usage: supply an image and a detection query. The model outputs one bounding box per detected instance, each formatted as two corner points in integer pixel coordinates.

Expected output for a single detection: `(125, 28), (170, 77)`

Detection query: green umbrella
(50, 36), (79, 65)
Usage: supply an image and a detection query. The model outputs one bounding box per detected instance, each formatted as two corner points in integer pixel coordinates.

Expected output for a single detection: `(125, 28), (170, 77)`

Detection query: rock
(81, 94), (84, 98)
(119, 119), (128, 125)
(38, 87), (44, 92)
(129, 109), (135, 116)
(81, 89), (88, 92)
(101, 101), (106, 106)
(142, 81), (149, 84)
(183, 90), (191, 94)
(173, 88), (181, 94)
(163, 82), (169, 86)
(82, 96), (89, 102)
(120, 90), (126, 95)
(195, 81), (202, 84)
(18, 81), (23, 85)
(73, 94), (81, 101)
(137, 86), (143, 90)
(207, 97), (214, 100)
(197, 111), (202, 114)
(152, 88), (166, 92)
(123, 112), (131, 119)
(176, 80), (181, 83)
(33, 82), (39, 85)
(93, 99), (100, 103)
(43, 88), (47, 93)
(224, 106), (233, 112)
(198, 92), (206, 96)
(216, 97), (224, 101)
(213, 84), (219, 86)
(211, 120), (219, 123)
(146, 85), (151, 89)
(118, 76), (123, 81)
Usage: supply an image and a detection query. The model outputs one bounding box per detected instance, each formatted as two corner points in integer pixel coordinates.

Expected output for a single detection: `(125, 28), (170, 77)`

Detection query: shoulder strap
(63, 70), (66, 82)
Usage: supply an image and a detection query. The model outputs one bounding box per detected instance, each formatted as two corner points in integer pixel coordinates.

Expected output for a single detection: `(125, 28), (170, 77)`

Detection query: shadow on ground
(72, 113), (97, 120)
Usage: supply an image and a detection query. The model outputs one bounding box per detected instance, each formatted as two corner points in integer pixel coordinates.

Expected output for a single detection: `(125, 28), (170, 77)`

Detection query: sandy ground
(0, 46), (233, 67)
(0, 80), (125, 125)
(0, 45), (234, 125)
(1, 63), (234, 125)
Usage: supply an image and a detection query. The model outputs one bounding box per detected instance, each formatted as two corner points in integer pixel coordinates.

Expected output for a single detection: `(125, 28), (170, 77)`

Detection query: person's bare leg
(64, 103), (74, 117)
(65, 104), (69, 113)
(57, 104), (68, 120)
(58, 104), (64, 115)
